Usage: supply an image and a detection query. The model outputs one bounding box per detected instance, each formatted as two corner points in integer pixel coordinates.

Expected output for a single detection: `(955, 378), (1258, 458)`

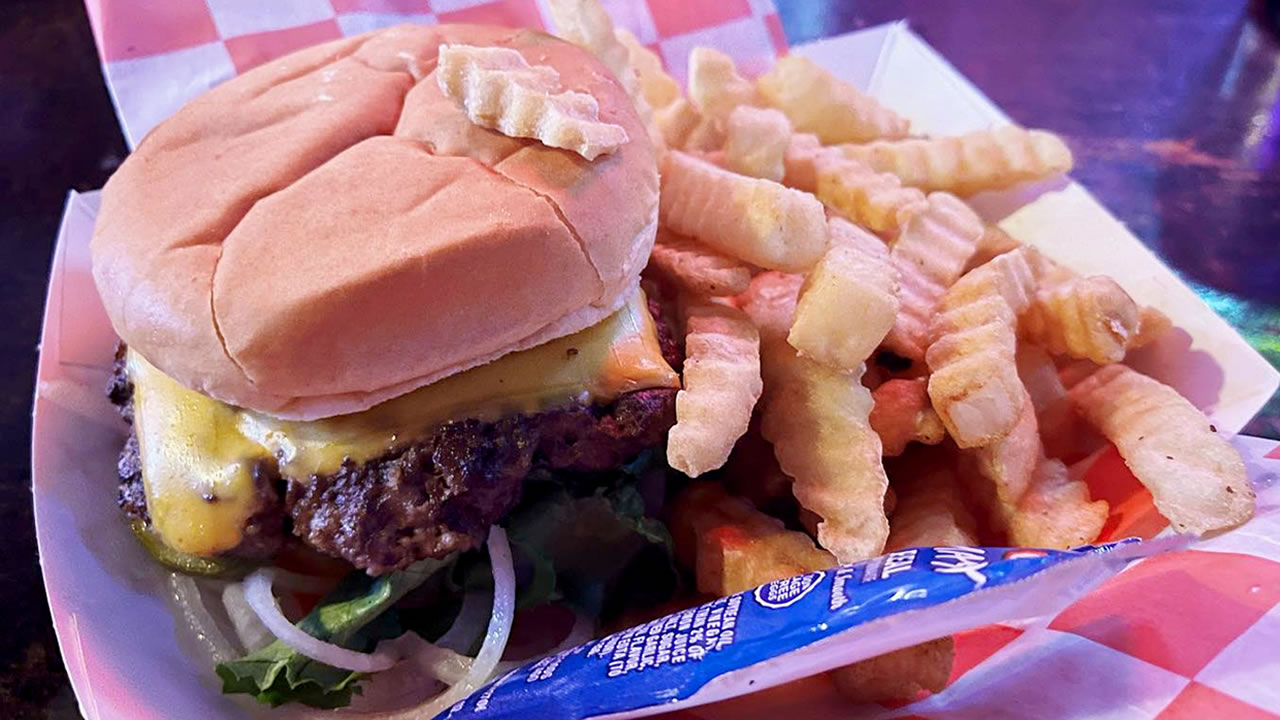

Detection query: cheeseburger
(94, 23), (682, 710)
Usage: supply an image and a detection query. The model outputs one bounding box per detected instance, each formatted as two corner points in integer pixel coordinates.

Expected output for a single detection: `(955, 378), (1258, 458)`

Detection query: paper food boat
(34, 14), (1280, 720)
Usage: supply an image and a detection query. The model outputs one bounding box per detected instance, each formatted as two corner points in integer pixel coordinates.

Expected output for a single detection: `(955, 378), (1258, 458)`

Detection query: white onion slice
(434, 590), (489, 653)
(243, 568), (397, 673)
(348, 527), (516, 719)
(169, 573), (237, 664)
(221, 582), (274, 653)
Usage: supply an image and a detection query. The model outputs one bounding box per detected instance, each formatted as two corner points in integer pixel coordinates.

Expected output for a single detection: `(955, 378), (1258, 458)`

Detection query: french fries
(782, 133), (823, 192)
(926, 248), (1036, 447)
(814, 154), (929, 238)
(670, 481), (834, 595)
(667, 298), (763, 477)
(436, 44), (628, 160)
(886, 454), (979, 550)
(885, 192), (985, 363)
(653, 98), (702, 149)
(1015, 343), (1089, 461)
(965, 390), (1040, 534)
(1020, 275), (1141, 364)
(614, 28), (680, 110)
(837, 125), (1074, 195)
(789, 218), (899, 372)
(756, 55), (910, 144)
(966, 224), (1021, 272)
(544, 0), (636, 100)
(829, 638), (955, 703)
(1069, 364), (1255, 534)
(723, 106), (792, 182)
(871, 378), (947, 457)
(647, 229), (752, 297)
(672, 481), (954, 704)
(660, 150), (827, 272)
(743, 273), (891, 563)
(1011, 456), (1108, 548)
(687, 47), (757, 123)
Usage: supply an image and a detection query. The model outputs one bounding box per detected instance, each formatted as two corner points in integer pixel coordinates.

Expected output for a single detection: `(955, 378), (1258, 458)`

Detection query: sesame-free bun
(91, 24), (658, 420)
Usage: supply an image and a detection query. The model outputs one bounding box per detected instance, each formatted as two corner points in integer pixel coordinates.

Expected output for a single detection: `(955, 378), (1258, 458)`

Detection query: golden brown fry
(870, 379), (947, 457)
(1069, 364), (1255, 534)
(883, 192), (984, 363)
(1133, 305), (1173, 348)
(1015, 343), (1088, 461)
(614, 28), (680, 109)
(669, 481), (834, 594)
(682, 114), (726, 151)
(756, 55), (910, 144)
(544, 0), (636, 98)
(653, 98), (701, 149)
(886, 455), (978, 550)
(723, 106), (792, 182)
(667, 298), (763, 477)
(782, 133), (823, 192)
(789, 218), (899, 372)
(1020, 275), (1141, 364)
(829, 637), (955, 703)
(687, 47), (757, 123)
(965, 224), (1022, 272)
(965, 389), (1040, 533)
(660, 150), (827, 272)
(436, 44), (628, 160)
(837, 126), (1074, 195)
(647, 229), (752, 297)
(743, 273), (891, 563)
(814, 155), (929, 238)
(1011, 456), (1108, 548)
(925, 248), (1036, 447)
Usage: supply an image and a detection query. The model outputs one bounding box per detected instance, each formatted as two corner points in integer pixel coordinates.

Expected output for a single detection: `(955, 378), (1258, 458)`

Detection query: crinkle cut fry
(885, 455), (978, 551)
(870, 378), (946, 457)
(646, 229), (751, 297)
(813, 154), (928, 238)
(666, 297), (762, 477)
(756, 55), (909, 144)
(672, 481), (953, 704)
(742, 273), (890, 563)
(965, 389), (1107, 548)
(723, 106), (792, 182)
(436, 44), (628, 160)
(925, 247), (1036, 447)
(688, 47), (757, 123)
(788, 217), (899, 373)
(660, 150), (827, 272)
(1020, 274), (1141, 364)
(883, 192), (984, 363)
(1069, 364), (1254, 534)
(837, 125), (1073, 195)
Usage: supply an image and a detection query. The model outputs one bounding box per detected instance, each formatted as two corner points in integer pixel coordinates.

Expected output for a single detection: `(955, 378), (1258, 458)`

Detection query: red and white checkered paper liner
(61, 2), (1280, 718)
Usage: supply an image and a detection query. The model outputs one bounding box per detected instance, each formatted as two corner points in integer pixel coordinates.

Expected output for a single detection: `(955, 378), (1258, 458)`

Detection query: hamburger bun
(91, 24), (658, 420)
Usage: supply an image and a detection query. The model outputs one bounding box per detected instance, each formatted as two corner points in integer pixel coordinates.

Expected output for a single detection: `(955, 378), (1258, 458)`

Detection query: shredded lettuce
(216, 557), (450, 708)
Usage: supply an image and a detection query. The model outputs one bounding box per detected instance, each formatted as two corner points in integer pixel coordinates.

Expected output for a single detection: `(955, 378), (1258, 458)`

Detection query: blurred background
(3, 0), (1279, 716)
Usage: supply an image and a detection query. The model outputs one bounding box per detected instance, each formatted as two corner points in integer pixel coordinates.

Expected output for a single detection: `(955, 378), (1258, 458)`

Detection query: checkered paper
(82, 0), (786, 148)
(69, 2), (1280, 719)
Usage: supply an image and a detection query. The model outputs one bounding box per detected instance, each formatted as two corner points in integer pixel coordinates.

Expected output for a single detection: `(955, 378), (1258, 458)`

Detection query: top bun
(91, 24), (658, 420)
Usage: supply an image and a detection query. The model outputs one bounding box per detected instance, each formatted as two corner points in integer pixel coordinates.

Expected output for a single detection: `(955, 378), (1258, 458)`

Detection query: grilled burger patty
(112, 299), (683, 574)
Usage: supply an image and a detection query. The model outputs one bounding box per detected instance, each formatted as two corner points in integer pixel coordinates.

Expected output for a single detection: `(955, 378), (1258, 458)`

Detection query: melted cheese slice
(131, 290), (679, 556)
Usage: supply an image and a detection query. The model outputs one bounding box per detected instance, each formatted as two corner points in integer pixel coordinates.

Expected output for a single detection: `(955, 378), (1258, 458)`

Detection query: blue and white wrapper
(447, 539), (1175, 720)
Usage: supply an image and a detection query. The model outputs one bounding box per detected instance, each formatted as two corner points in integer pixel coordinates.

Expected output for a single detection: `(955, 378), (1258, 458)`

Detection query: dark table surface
(3, 0), (1279, 716)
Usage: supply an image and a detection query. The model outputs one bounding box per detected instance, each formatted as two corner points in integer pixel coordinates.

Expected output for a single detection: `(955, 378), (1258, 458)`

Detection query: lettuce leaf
(216, 557), (450, 708)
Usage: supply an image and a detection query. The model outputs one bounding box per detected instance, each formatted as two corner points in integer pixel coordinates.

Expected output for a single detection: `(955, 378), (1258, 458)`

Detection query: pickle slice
(130, 520), (252, 578)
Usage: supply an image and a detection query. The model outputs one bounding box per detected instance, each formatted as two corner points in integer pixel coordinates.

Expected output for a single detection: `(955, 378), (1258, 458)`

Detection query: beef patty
(113, 299), (682, 574)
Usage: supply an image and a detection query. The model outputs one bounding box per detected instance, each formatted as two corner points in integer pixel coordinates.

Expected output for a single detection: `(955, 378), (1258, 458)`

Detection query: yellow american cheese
(130, 290), (679, 556)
